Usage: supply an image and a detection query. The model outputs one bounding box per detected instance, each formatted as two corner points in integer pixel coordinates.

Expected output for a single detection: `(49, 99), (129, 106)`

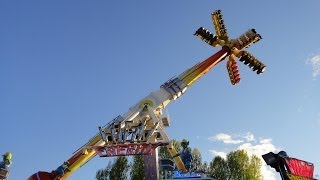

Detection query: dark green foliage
(96, 161), (112, 180)
(96, 157), (129, 180)
(109, 156), (130, 180)
(192, 148), (202, 171)
(208, 150), (262, 180)
(209, 156), (229, 180)
(227, 150), (250, 180)
(130, 155), (145, 180)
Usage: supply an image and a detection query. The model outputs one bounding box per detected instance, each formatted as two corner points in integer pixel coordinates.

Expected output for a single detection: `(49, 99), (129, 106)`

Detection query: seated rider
(179, 139), (193, 171)
(0, 152), (12, 179)
(54, 161), (70, 179)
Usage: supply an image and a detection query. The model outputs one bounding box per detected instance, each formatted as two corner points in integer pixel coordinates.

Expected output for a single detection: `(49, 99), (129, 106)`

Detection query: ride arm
(166, 143), (187, 172)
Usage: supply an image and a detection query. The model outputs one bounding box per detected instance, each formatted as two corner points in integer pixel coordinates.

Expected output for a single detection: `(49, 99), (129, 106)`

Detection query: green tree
(109, 156), (130, 180)
(192, 148), (202, 171)
(130, 155), (145, 180)
(201, 161), (209, 173)
(227, 150), (249, 180)
(246, 155), (262, 180)
(208, 150), (262, 180)
(96, 161), (112, 180)
(209, 156), (229, 180)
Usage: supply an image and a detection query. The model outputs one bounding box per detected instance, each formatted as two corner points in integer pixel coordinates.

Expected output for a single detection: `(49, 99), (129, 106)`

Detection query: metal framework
(263, 151), (316, 180)
(28, 9), (266, 180)
(194, 9), (266, 85)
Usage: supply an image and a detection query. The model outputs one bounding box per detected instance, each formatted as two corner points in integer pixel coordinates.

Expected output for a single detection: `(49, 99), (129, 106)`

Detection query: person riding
(54, 161), (70, 179)
(0, 152), (12, 179)
(179, 139), (193, 171)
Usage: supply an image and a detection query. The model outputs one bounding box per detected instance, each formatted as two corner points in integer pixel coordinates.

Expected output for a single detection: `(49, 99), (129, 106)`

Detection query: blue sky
(1, 1), (320, 179)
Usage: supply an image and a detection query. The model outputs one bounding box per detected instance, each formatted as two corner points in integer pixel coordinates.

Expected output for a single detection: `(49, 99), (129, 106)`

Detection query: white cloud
(306, 54), (320, 78)
(209, 133), (244, 144)
(238, 138), (279, 180)
(209, 150), (227, 159)
(209, 133), (280, 180)
(244, 132), (255, 142)
(209, 132), (256, 144)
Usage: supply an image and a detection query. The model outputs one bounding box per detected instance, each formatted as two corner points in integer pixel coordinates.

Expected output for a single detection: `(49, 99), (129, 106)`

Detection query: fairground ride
(28, 9), (266, 180)
(263, 151), (317, 180)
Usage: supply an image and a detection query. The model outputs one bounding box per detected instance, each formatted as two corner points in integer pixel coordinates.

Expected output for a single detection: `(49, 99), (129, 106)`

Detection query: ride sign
(92, 142), (165, 157)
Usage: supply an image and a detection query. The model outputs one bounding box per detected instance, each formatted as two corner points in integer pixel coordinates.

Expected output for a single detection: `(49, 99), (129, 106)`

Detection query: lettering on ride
(97, 142), (163, 157)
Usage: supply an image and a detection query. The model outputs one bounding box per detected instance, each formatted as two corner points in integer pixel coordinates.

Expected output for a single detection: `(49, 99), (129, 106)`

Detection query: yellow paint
(60, 48), (229, 179)
(179, 48), (229, 87)
(166, 143), (187, 172)
(211, 11), (228, 41)
(139, 99), (154, 112)
(62, 150), (96, 179)
(61, 134), (104, 179)
(288, 174), (311, 180)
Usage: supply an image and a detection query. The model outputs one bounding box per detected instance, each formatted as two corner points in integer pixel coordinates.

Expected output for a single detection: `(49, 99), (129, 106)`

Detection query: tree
(109, 156), (130, 180)
(130, 155), (145, 180)
(96, 156), (130, 180)
(208, 150), (262, 180)
(192, 148), (202, 171)
(201, 161), (209, 174)
(227, 150), (249, 180)
(246, 155), (262, 180)
(96, 161), (112, 180)
(209, 156), (229, 180)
